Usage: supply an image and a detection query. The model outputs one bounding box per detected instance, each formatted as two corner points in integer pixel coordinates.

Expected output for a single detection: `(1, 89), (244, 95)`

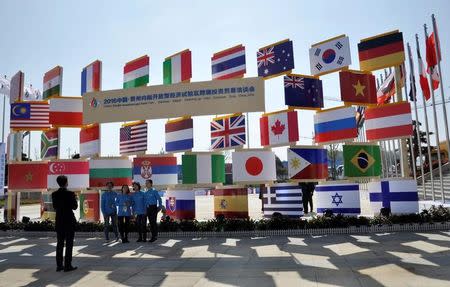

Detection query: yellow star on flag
(352, 80), (366, 97)
(290, 158), (301, 169)
(25, 172), (33, 182)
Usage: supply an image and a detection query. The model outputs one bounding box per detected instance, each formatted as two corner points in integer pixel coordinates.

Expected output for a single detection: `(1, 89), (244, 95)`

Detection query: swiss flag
(260, 110), (298, 147)
(232, 150), (276, 183)
(339, 70), (377, 105)
(8, 162), (48, 190)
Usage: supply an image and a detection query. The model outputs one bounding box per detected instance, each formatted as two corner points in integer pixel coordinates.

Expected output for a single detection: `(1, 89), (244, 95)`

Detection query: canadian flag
(260, 110), (299, 147)
(232, 150), (276, 183)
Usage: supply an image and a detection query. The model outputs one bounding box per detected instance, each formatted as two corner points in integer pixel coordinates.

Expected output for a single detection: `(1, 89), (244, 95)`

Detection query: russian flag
(314, 106), (357, 144)
(81, 60), (101, 95)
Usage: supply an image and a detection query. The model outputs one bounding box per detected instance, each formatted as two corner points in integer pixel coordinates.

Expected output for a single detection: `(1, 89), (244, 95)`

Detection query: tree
(407, 120), (434, 176)
(275, 155), (287, 181)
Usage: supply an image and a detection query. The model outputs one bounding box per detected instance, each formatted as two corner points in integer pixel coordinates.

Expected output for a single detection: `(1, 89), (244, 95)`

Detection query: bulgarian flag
(182, 153), (225, 184)
(89, 158), (132, 189)
(123, 55), (149, 89)
(163, 49), (192, 85)
(43, 66), (63, 99)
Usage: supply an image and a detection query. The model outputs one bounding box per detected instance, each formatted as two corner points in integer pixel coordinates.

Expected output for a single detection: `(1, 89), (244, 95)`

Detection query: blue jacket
(116, 194), (133, 216)
(101, 191), (117, 216)
(132, 191), (147, 215)
(145, 188), (162, 207)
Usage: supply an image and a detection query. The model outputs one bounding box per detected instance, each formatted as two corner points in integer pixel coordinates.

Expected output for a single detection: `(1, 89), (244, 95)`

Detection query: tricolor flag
(314, 182), (361, 216)
(9, 71), (24, 103)
(288, 147), (328, 181)
(368, 179), (419, 214)
(81, 60), (102, 94)
(43, 66), (63, 99)
(314, 106), (357, 145)
(49, 97), (83, 127)
(232, 150), (276, 183)
(89, 158), (132, 189)
(339, 70), (377, 105)
(120, 121), (147, 155)
(213, 187), (248, 218)
(182, 153), (225, 185)
(309, 35), (352, 76)
(260, 110), (299, 147)
(257, 39), (294, 79)
(48, 160), (90, 190)
(165, 117), (193, 153)
(80, 124), (100, 158)
(41, 128), (59, 159)
(10, 101), (51, 131)
(8, 162), (48, 190)
(163, 49), (192, 85)
(284, 74), (323, 109)
(165, 190), (195, 220)
(133, 155), (178, 186)
(211, 45), (246, 80)
(210, 113), (246, 150)
(365, 102), (413, 141)
(262, 183), (303, 218)
(343, 144), (382, 178)
(123, 55), (149, 89)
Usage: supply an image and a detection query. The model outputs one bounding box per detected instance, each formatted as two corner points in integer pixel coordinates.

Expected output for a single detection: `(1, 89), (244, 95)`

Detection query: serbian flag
(81, 60), (102, 94)
(260, 110), (299, 147)
(417, 46), (431, 101)
(287, 147), (328, 181)
(426, 33), (440, 90)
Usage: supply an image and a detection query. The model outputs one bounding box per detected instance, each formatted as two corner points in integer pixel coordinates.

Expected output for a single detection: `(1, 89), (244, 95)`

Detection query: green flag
(343, 144), (381, 178)
(182, 153), (225, 184)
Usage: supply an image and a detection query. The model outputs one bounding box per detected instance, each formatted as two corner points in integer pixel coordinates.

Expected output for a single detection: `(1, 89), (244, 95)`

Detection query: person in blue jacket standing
(116, 185), (133, 243)
(101, 182), (118, 241)
(132, 182), (147, 242)
(145, 179), (164, 242)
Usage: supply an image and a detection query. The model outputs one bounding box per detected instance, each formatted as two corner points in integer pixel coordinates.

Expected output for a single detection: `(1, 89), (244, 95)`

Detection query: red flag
(339, 70), (377, 105)
(417, 47), (431, 101)
(8, 162), (48, 190)
(426, 33), (440, 90)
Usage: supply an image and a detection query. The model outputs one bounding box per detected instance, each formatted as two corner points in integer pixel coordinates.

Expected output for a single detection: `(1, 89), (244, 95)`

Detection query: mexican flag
(182, 153), (225, 184)
(123, 55), (149, 89)
(89, 158), (132, 189)
(163, 49), (192, 85)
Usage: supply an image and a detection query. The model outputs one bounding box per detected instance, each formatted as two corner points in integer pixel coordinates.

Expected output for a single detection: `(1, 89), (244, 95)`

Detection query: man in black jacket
(52, 175), (78, 272)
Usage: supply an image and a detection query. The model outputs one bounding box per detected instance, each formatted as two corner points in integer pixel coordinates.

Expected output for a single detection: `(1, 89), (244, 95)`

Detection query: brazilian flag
(343, 144), (381, 178)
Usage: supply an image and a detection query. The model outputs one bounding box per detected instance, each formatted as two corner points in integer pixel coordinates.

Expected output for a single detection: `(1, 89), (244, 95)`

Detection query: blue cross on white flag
(368, 179), (419, 214)
(314, 182), (360, 216)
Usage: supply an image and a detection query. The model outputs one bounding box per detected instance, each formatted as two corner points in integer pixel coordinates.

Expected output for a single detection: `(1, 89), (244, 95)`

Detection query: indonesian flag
(417, 47), (431, 101)
(49, 97), (83, 127)
(426, 33), (440, 90)
(232, 150), (276, 183)
(48, 160), (90, 189)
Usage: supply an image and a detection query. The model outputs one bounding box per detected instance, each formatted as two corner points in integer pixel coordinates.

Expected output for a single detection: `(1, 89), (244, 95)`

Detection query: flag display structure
(163, 49), (192, 85)
(10, 71), (24, 103)
(133, 155), (178, 186)
(314, 106), (357, 144)
(262, 183), (303, 218)
(377, 72), (395, 104)
(315, 182), (361, 216)
(43, 66), (63, 99)
(49, 97), (83, 127)
(165, 190), (195, 220)
(41, 192), (55, 221)
(165, 117), (193, 153)
(257, 39), (294, 79)
(123, 55), (149, 89)
(365, 102), (413, 141)
(8, 162), (48, 190)
(284, 74), (323, 109)
(417, 45), (431, 101)
(182, 153), (225, 185)
(260, 109), (299, 147)
(210, 113), (246, 150)
(211, 45), (246, 80)
(80, 192), (100, 222)
(288, 146), (328, 181)
(48, 160), (89, 189)
(81, 60), (102, 94)
(358, 30), (405, 71)
(80, 124), (100, 158)
(120, 121), (147, 155)
(10, 101), (51, 130)
(213, 187), (248, 218)
(339, 70), (377, 105)
(343, 144), (381, 178)
(368, 179), (419, 214)
(232, 150), (276, 183)
(309, 35), (352, 76)
(24, 84), (42, 101)
(89, 158), (132, 189)
(41, 128), (58, 159)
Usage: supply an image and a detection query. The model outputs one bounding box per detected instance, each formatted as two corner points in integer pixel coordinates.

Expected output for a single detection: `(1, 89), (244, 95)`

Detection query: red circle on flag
(245, 157), (263, 176)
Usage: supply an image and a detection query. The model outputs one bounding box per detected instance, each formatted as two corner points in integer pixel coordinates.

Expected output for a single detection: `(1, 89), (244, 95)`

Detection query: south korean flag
(309, 35), (352, 76)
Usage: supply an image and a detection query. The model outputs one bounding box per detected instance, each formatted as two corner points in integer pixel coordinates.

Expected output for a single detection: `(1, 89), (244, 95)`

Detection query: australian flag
(257, 40), (294, 78)
(284, 75), (323, 108)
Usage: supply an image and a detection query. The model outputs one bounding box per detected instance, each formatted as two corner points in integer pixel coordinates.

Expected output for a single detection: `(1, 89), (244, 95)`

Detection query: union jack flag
(210, 114), (246, 150)
(257, 47), (275, 68)
(284, 76), (304, 89)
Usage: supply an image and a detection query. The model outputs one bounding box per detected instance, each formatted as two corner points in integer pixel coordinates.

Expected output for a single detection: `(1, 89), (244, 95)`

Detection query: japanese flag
(232, 150), (276, 183)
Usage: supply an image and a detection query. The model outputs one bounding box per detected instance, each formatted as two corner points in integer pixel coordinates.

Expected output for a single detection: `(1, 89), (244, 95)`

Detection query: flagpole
(376, 77), (388, 178)
(403, 66), (417, 180)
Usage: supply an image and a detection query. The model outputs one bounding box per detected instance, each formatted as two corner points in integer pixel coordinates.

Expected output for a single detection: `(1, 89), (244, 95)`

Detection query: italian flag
(49, 97), (83, 127)
(43, 66), (63, 99)
(163, 49), (192, 85)
(123, 55), (149, 89)
(182, 153), (225, 184)
(89, 158), (132, 189)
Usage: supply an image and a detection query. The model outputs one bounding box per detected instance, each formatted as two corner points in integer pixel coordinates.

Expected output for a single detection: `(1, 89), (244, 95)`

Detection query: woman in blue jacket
(116, 185), (133, 243)
(131, 182), (147, 242)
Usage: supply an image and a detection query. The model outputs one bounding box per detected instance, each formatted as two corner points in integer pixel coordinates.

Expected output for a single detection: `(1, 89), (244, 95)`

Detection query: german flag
(358, 31), (405, 72)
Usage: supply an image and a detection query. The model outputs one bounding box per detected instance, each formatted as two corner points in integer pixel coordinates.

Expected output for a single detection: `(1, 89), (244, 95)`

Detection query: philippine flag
(81, 60), (102, 95)
(287, 147), (328, 181)
(133, 155), (178, 186)
(314, 106), (357, 144)
(211, 45), (246, 80)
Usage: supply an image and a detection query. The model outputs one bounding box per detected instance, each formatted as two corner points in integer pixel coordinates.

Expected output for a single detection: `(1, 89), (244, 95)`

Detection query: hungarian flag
(213, 188), (248, 218)
(343, 144), (382, 178)
(49, 96), (83, 127)
(48, 160), (89, 189)
(41, 128), (59, 159)
(182, 153), (225, 185)
(339, 70), (377, 105)
(260, 110), (299, 147)
(8, 162), (48, 190)
(232, 150), (276, 183)
(81, 60), (102, 94)
(426, 33), (440, 90)
(287, 147), (328, 181)
(417, 46), (431, 101)
(89, 158), (132, 189)
(43, 66), (63, 99)
(80, 124), (100, 158)
(163, 49), (192, 85)
(123, 55), (149, 89)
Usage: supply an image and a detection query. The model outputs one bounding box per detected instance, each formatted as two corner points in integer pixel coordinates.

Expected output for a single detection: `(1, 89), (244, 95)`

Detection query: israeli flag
(368, 179), (419, 214)
(315, 182), (360, 216)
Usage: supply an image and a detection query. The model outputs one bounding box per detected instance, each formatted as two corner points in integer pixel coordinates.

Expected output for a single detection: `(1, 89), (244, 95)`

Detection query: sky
(1, 0), (450, 162)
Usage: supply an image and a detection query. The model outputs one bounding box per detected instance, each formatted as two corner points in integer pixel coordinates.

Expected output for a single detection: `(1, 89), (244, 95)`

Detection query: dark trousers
(103, 213), (118, 240)
(118, 216), (130, 240)
(56, 229), (74, 268)
(303, 194), (313, 214)
(147, 205), (158, 239)
(136, 214), (147, 240)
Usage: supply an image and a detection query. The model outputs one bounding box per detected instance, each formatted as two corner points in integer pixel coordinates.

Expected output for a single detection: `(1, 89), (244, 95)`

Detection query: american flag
(10, 102), (51, 130)
(262, 183), (303, 218)
(210, 114), (246, 150)
(120, 121), (147, 155)
(257, 40), (294, 78)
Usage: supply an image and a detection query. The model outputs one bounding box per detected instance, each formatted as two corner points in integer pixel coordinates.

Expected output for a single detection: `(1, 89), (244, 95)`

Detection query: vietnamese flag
(8, 162), (48, 190)
(339, 70), (377, 105)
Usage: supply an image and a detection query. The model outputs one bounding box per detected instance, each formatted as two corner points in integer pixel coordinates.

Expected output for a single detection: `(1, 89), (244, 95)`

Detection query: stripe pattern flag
(48, 160), (89, 189)
(133, 155), (178, 186)
(213, 187), (248, 218)
(257, 39), (294, 79)
(368, 179), (419, 214)
(8, 162), (48, 190)
(123, 55), (149, 89)
(288, 147), (328, 181)
(165, 117), (193, 152)
(339, 70), (377, 105)
(262, 183), (303, 218)
(182, 153), (225, 184)
(43, 66), (63, 99)
(315, 182), (361, 216)
(120, 121), (147, 155)
(284, 74), (323, 109)
(211, 45), (246, 80)
(41, 128), (58, 159)
(377, 72), (395, 104)
(165, 190), (195, 220)
(80, 124), (100, 158)
(365, 102), (413, 141)
(210, 113), (246, 150)
(89, 158), (132, 189)
(343, 144), (382, 178)
(81, 60), (102, 94)
(49, 97), (83, 127)
(314, 106), (357, 144)
(232, 150), (276, 183)
(10, 102), (51, 130)
(358, 31), (405, 71)
(10, 71), (24, 103)
(260, 110), (299, 147)
(163, 50), (192, 85)
(309, 35), (352, 76)
(417, 45), (431, 101)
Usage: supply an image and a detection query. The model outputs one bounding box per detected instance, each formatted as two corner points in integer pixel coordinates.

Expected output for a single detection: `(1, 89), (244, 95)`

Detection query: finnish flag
(368, 179), (419, 214)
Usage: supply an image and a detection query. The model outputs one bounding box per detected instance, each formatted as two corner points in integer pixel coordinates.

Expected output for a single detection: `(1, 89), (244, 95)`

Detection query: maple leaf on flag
(271, 119), (285, 138)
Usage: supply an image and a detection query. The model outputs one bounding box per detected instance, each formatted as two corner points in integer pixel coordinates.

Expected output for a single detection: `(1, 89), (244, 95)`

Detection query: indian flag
(182, 153), (225, 184)
(123, 55), (149, 89)
(89, 158), (132, 189)
(43, 66), (63, 99)
(163, 49), (192, 85)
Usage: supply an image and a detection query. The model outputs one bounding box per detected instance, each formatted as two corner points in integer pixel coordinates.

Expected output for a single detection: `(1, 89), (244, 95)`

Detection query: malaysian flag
(120, 121), (147, 155)
(10, 102), (51, 130)
(211, 45), (246, 80)
(210, 114), (246, 150)
(257, 39), (294, 78)
(262, 183), (303, 218)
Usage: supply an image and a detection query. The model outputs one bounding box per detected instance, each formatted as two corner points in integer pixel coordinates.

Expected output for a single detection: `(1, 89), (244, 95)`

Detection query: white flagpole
(403, 65), (417, 180)
(376, 77), (388, 178)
